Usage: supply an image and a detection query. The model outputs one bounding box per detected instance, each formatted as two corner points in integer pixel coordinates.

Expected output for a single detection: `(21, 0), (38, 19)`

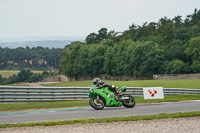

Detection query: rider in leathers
(92, 77), (117, 93)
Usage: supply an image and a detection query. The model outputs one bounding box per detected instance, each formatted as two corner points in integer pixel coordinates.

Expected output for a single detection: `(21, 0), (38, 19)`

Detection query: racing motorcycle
(88, 85), (136, 110)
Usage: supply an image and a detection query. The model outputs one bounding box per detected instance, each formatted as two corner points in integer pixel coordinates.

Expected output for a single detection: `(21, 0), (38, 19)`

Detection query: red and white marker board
(143, 87), (164, 99)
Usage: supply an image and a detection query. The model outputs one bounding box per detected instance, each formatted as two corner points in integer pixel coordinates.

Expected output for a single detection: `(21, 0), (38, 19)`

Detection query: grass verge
(41, 79), (200, 89)
(0, 111), (200, 128)
(0, 95), (200, 112)
(0, 100), (89, 112)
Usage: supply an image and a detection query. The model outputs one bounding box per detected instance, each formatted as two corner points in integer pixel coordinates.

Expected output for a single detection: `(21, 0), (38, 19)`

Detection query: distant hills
(0, 36), (85, 48)
(0, 40), (73, 49)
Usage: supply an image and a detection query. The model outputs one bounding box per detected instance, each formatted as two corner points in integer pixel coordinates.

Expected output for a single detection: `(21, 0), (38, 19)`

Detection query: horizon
(0, 36), (85, 48)
(0, 36), (85, 43)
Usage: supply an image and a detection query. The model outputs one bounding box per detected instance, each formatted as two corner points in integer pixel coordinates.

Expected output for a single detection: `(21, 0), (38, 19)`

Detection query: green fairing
(89, 86), (127, 107)
(118, 86), (126, 92)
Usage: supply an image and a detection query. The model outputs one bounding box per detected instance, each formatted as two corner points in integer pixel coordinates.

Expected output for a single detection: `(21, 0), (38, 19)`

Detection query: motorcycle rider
(92, 77), (118, 94)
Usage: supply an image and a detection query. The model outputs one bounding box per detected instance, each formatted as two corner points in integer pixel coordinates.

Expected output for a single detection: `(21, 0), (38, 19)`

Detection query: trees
(0, 70), (54, 85)
(105, 40), (136, 76)
(164, 39), (187, 61)
(185, 36), (200, 73)
(96, 28), (108, 42)
(61, 44), (81, 78)
(0, 74), (5, 85)
(54, 9), (200, 79)
(156, 17), (174, 43)
(85, 33), (98, 44)
(0, 47), (62, 70)
(185, 36), (200, 61)
(85, 28), (108, 44)
(165, 60), (190, 74)
(137, 43), (165, 77)
(60, 43), (108, 79)
(16, 69), (33, 82)
(59, 9), (200, 79)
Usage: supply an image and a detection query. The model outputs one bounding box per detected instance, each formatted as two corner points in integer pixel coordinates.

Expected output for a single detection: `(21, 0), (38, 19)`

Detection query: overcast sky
(0, 0), (199, 38)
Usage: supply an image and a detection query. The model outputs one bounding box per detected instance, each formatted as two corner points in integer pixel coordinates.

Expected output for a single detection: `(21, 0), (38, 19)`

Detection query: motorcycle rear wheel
(89, 97), (105, 110)
(121, 94), (136, 108)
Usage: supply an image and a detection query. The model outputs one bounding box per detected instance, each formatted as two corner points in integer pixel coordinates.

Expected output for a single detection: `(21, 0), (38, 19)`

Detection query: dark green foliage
(60, 43), (108, 79)
(0, 46), (62, 70)
(0, 74), (6, 85)
(17, 69), (33, 82)
(59, 9), (200, 79)
(85, 28), (108, 44)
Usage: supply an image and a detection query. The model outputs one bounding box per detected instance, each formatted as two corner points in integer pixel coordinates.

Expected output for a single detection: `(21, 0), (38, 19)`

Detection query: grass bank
(0, 70), (43, 78)
(0, 95), (200, 112)
(0, 111), (200, 128)
(41, 79), (200, 89)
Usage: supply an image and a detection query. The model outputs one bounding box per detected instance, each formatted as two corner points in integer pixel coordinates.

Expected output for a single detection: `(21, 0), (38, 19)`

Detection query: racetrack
(0, 100), (200, 124)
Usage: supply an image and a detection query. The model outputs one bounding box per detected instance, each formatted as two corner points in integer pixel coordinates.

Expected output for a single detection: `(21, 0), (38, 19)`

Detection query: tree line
(0, 46), (62, 70)
(59, 9), (200, 79)
(0, 69), (57, 85)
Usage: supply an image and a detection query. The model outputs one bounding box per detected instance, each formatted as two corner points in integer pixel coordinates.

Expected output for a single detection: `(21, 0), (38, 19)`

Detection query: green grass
(135, 94), (200, 103)
(0, 70), (19, 78)
(0, 111), (200, 128)
(0, 70), (43, 78)
(0, 95), (199, 112)
(0, 100), (89, 112)
(41, 79), (200, 89)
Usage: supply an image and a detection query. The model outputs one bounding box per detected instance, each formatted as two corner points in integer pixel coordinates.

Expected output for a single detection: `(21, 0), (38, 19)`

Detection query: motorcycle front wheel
(89, 97), (105, 110)
(121, 94), (136, 108)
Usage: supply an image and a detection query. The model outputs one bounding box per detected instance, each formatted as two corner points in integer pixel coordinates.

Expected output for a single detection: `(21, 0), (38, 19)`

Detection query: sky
(0, 0), (199, 39)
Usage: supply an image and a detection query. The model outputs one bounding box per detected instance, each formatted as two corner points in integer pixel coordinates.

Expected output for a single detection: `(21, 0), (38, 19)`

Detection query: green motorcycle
(88, 85), (136, 110)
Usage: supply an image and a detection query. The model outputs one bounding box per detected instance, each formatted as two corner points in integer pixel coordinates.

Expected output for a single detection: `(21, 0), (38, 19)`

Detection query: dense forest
(59, 9), (200, 79)
(0, 46), (62, 70)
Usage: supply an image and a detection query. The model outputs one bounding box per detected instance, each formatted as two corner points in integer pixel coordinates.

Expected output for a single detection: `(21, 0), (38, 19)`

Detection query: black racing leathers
(95, 81), (116, 93)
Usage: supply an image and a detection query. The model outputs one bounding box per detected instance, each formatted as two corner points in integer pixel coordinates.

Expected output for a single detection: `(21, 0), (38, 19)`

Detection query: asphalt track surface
(0, 100), (200, 124)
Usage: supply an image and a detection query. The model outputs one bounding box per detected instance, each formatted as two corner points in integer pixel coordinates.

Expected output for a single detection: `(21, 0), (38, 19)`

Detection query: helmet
(111, 84), (115, 88)
(93, 78), (101, 85)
